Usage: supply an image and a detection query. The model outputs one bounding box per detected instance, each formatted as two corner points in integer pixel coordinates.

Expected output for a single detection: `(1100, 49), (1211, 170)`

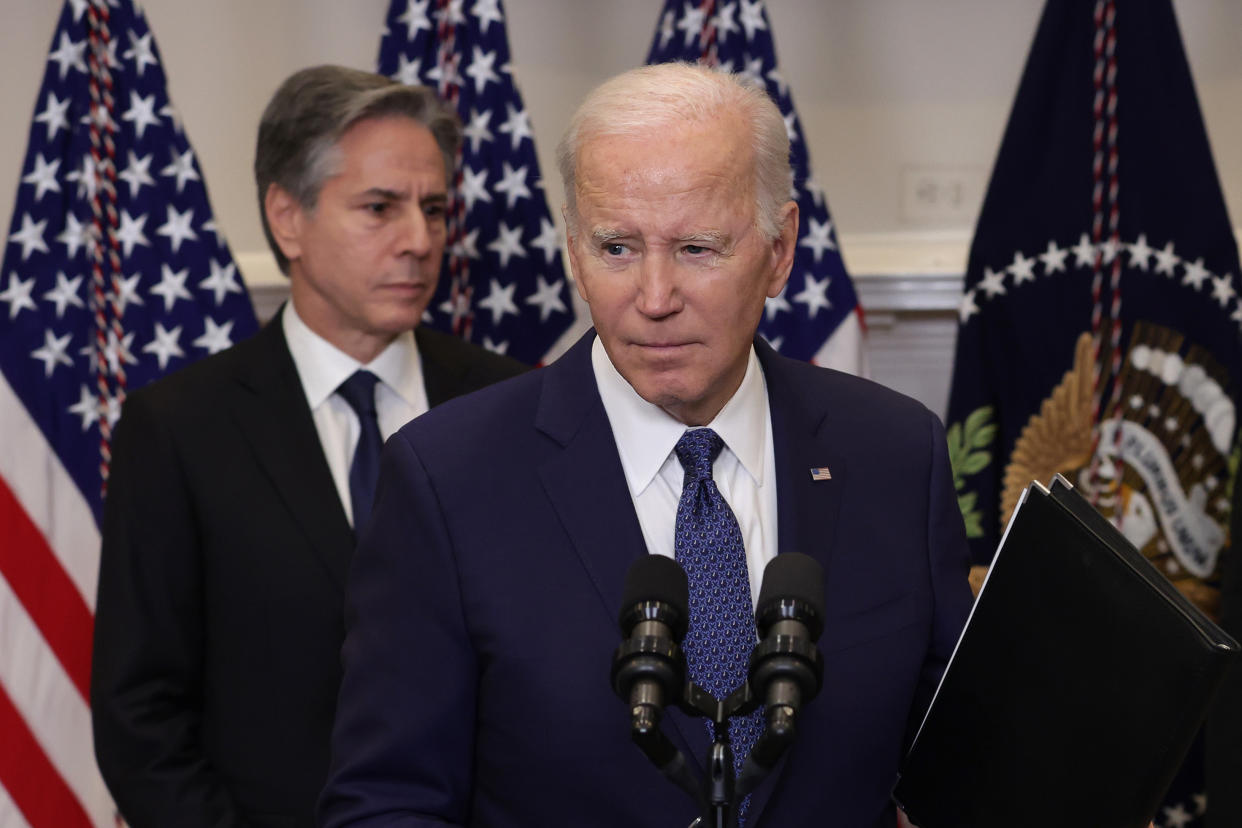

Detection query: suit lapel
(745, 338), (846, 824)
(760, 339), (846, 567)
(534, 333), (713, 773)
(230, 314), (355, 591)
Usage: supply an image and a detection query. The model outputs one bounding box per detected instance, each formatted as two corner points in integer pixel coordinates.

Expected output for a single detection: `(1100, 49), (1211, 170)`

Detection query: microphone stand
(625, 678), (793, 828)
(688, 682), (743, 828)
(615, 557), (825, 827)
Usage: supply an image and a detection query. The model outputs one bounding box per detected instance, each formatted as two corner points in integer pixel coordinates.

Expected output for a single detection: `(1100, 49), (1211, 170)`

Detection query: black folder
(892, 475), (1239, 828)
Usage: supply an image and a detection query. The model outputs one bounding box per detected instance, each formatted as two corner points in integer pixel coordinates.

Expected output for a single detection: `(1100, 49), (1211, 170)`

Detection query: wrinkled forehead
(571, 132), (760, 246)
(574, 115), (755, 199)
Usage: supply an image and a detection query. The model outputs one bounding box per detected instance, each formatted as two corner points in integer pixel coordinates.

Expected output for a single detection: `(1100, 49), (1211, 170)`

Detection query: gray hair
(255, 64), (461, 273)
(556, 62), (792, 241)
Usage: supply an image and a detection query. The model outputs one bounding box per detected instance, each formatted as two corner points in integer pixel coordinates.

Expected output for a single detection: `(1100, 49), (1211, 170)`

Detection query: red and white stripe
(0, 373), (116, 827)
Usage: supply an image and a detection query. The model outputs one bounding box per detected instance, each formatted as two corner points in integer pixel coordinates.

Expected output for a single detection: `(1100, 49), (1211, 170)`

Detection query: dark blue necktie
(673, 427), (764, 822)
(336, 369), (383, 533)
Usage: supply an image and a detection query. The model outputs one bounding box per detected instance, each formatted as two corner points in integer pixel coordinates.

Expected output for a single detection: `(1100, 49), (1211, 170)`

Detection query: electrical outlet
(900, 165), (986, 225)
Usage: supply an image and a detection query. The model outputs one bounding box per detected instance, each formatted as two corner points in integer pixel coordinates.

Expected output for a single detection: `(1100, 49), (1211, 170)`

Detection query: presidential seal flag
(0, 1), (257, 824)
(945, 2), (1239, 825)
(377, 0), (577, 365)
(646, 0), (864, 373)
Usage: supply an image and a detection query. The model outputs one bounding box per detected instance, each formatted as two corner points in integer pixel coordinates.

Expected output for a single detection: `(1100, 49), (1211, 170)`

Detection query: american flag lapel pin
(809, 466), (832, 481)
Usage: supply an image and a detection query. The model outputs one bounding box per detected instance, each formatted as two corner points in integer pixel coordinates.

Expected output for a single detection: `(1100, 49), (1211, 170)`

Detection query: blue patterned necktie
(335, 369), (383, 533)
(674, 427), (764, 820)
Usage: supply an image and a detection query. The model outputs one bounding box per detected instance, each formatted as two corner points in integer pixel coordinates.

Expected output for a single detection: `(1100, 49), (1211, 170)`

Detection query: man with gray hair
(321, 62), (971, 827)
(91, 65), (524, 828)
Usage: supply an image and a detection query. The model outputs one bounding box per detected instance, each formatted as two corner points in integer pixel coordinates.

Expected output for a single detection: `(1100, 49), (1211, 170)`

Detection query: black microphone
(611, 555), (690, 740)
(611, 554), (697, 794)
(744, 553), (825, 775)
(613, 557), (717, 812)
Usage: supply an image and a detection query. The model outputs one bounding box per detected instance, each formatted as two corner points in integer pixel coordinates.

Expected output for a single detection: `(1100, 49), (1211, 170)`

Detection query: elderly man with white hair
(320, 62), (972, 827)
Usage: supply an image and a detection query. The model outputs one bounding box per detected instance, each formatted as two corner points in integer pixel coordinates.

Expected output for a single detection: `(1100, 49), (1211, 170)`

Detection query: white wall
(4, 1), (1239, 265)
(2, 0), (1240, 413)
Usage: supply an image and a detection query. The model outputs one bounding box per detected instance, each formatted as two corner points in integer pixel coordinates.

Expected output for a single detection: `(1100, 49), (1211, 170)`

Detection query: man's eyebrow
(677, 231), (729, 246)
(590, 228), (627, 244)
(360, 187), (406, 201)
(357, 188), (448, 206)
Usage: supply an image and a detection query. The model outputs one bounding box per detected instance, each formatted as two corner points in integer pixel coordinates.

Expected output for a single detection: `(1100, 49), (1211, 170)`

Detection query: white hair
(556, 62), (793, 240)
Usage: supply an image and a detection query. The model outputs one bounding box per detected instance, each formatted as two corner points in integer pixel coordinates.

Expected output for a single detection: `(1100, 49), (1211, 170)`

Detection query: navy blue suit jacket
(321, 332), (972, 827)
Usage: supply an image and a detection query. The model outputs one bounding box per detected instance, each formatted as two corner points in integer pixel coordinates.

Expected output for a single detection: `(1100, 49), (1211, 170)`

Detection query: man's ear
(766, 200), (799, 299)
(264, 183), (305, 265)
(562, 205), (590, 305)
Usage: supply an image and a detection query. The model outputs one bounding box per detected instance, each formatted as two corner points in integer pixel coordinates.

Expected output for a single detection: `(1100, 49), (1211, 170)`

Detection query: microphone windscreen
(756, 553), (826, 624)
(620, 554), (689, 621)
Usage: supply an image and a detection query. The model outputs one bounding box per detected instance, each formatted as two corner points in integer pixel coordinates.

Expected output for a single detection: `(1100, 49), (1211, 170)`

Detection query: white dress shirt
(591, 337), (779, 605)
(282, 303), (429, 528)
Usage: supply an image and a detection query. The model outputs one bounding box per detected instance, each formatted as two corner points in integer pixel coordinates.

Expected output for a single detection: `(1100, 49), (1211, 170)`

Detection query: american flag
(377, 0), (578, 365)
(646, 0), (864, 372)
(0, 1), (257, 825)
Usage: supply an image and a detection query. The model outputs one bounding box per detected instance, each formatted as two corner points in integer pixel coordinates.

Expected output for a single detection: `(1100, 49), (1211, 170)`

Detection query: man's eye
(424, 203), (447, 220)
(366, 202), (389, 216)
(683, 244), (709, 255)
(603, 243), (628, 256)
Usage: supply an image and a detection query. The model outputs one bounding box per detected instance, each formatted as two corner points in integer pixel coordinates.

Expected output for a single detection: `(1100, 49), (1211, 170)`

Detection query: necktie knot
(675, 427), (724, 483)
(337, 369), (379, 418)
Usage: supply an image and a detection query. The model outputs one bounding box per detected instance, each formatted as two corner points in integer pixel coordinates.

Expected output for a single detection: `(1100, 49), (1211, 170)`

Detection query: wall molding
(236, 230), (978, 323)
(237, 226), (1242, 326)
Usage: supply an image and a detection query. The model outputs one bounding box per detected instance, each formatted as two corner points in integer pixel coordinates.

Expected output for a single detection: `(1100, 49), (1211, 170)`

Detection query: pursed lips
(630, 339), (698, 353)
(377, 281), (429, 291)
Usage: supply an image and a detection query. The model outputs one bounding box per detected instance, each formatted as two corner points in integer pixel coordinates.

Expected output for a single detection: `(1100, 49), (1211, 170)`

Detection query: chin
(370, 310), (426, 337)
(633, 380), (701, 414)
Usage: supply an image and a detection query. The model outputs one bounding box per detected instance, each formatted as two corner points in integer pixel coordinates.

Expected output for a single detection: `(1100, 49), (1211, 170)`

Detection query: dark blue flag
(646, 0), (864, 371)
(945, 2), (1239, 825)
(0, 0), (257, 824)
(376, 0), (577, 365)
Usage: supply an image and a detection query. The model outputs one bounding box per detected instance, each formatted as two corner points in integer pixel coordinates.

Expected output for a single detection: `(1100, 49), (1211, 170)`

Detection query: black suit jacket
(91, 313), (526, 828)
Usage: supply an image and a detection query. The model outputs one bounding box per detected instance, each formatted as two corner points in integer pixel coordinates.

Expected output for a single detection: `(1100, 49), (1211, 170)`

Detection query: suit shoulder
(417, 326), (528, 382)
(120, 326), (272, 421)
(398, 361), (543, 445)
(776, 354), (935, 423)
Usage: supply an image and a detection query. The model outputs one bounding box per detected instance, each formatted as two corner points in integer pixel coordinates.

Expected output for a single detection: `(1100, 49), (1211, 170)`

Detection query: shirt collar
(709, 348), (768, 486)
(591, 337), (768, 496)
(282, 301), (423, 410)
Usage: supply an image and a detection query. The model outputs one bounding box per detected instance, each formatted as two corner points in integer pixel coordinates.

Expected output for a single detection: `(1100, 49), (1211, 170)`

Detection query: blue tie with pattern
(335, 369), (383, 533)
(674, 427), (764, 822)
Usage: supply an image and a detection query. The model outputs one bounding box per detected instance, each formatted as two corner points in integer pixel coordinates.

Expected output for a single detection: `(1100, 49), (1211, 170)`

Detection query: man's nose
(634, 256), (683, 318)
(399, 208), (434, 257)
